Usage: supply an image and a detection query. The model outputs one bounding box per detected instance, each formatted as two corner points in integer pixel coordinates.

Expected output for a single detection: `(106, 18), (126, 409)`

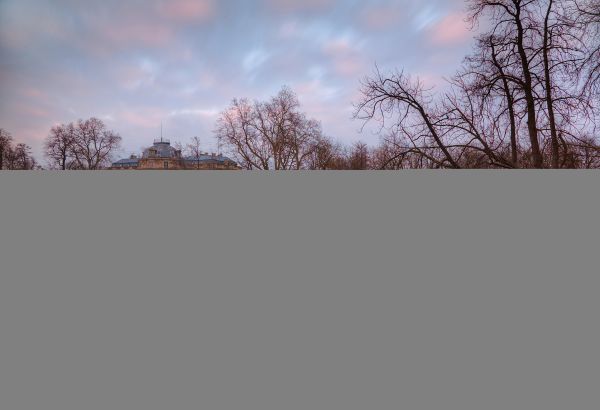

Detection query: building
(111, 139), (239, 170)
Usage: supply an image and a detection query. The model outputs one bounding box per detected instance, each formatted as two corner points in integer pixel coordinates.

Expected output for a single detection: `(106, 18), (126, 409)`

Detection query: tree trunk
(543, 0), (561, 168)
(491, 41), (519, 167)
(515, 8), (544, 168)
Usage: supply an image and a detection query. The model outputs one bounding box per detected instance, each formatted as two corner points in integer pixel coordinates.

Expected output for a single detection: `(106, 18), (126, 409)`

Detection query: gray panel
(0, 172), (598, 410)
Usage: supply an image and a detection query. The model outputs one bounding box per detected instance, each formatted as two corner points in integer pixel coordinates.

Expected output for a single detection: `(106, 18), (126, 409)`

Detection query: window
(164, 161), (169, 169)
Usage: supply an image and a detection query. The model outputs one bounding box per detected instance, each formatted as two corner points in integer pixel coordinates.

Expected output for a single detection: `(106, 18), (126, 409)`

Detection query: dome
(142, 140), (181, 159)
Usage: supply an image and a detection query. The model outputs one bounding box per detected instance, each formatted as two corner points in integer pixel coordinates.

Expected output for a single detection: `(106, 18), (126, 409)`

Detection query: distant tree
(0, 130), (37, 170)
(70, 118), (122, 170)
(306, 135), (344, 170)
(12, 143), (36, 170)
(186, 136), (203, 169)
(215, 87), (324, 170)
(347, 141), (370, 170)
(0, 128), (13, 170)
(43, 118), (121, 170)
(44, 124), (76, 170)
(370, 133), (431, 169)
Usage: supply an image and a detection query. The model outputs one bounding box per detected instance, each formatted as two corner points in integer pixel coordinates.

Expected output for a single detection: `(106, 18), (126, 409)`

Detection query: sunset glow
(0, 0), (475, 159)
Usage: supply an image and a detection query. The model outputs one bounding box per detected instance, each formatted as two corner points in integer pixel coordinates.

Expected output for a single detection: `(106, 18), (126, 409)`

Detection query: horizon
(0, 0), (478, 162)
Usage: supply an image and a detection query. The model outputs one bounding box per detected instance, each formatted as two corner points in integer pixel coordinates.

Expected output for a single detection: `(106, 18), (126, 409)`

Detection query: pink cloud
(65, 2), (218, 56)
(294, 80), (339, 102)
(99, 22), (174, 49)
(360, 5), (405, 30)
(114, 65), (151, 90)
(87, 1), (218, 53)
(322, 39), (367, 78)
(323, 39), (354, 55)
(428, 13), (472, 46)
(120, 108), (166, 129)
(21, 87), (49, 101)
(14, 102), (51, 119)
(333, 58), (366, 78)
(0, 10), (68, 50)
(160, 0), (216, 22)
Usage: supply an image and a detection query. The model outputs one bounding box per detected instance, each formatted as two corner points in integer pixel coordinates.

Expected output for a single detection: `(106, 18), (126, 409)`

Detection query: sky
(0, 0), (478, 161)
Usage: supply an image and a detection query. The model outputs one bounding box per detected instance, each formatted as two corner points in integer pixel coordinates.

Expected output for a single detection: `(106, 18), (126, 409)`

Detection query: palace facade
(111, 139), (239, 170)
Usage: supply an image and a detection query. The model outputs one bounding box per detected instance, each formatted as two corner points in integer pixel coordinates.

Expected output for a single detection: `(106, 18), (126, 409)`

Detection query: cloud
(0, 0), (479, 160)
(322, 37), (368, 78)
(360, 4), (406, 30)
(119, 108), (166, 129)
(21, 87), (49, 102)
(243, 49), (271, 80)
(96, 22), (175, 50)
(0, 0), (219, 58)
(427, 12), (471, 46)
(414, 5), (441, 31)
(160, 0), (217, 22)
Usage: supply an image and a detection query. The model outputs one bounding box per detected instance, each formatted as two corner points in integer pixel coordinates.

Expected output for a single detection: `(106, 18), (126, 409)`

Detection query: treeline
(216, 0), (600, 169)
(1, 119), (122, 171)
(3, 0), (598, 171)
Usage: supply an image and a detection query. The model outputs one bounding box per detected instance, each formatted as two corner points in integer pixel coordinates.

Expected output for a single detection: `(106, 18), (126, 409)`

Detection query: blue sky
(0, 0), (478, 159)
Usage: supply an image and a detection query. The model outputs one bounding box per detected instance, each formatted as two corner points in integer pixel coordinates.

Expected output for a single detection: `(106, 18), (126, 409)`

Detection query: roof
(112, 158), (140, 166)
(184, 154), (235, 164)
(143, 141), (179, 159)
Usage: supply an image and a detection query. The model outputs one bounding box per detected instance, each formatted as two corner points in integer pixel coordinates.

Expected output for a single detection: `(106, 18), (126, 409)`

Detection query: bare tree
(0, 130), (38, 170)
(462, 32), (536, 167)
(0, 129), (13, 170)
(42, 118), (121, 170)
(12, 143), (35, 169)
(306, 135), (345, 170)
(44, 124), (76, 170)
(468, 0), (545, 168)
(487, 36), (521, 166)
(4, 143), (36, 170)
(354, 68), (461, 169)
(215, 87), (324, 170)
(347, 141), (370, 170)
(186, 136), (203, 169)
(532, 0), (593, 168)
(576, 0), (600, 94)
(70, 118), (122, 170)
(371, 133), (414, 169)
(441, 75), (517, 169)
